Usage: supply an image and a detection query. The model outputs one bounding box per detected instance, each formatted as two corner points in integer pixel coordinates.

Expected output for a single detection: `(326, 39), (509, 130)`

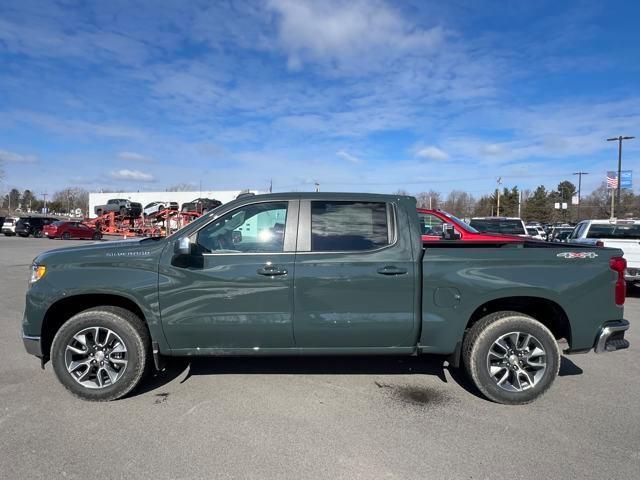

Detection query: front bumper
(23, 332), (42, 357)
(594, 320), (630, 353)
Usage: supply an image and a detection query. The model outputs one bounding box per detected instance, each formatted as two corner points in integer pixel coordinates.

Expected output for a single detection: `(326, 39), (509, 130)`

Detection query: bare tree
(415, 190), (441, 209)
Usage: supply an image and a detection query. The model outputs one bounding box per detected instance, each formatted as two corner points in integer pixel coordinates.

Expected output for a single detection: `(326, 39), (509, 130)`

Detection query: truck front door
(158, 200), (298, 352)
(293, 199), (417, 349)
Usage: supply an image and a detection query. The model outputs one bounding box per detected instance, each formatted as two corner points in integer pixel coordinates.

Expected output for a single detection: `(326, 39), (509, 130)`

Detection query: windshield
(470, 219), (526, 235)
(442, 212), (478, 233)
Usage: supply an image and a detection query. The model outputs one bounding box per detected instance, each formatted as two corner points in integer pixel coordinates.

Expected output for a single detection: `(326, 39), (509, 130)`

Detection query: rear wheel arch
(465, 296), (571, 346)
(41, 294), (150, 362)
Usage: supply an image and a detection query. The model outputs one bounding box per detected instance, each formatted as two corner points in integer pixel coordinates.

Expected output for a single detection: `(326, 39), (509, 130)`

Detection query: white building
(88, 190), (257, 217)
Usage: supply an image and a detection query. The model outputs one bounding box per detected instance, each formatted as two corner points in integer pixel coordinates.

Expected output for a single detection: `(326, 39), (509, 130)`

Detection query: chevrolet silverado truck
(23, 193), (630, 404)
(94, 198), (143, 218)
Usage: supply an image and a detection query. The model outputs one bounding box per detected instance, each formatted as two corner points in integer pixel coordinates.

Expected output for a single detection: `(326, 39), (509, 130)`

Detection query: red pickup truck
(418, 209), (522, 243)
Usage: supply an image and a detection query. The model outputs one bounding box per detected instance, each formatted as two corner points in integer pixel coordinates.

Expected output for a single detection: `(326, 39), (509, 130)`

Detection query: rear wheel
(62, 232), (71, 240)
(92, 232), (101, 240)
(50, 307), (150, 401)
(462, 311), (560, 405)
(33, 229), (43, 238)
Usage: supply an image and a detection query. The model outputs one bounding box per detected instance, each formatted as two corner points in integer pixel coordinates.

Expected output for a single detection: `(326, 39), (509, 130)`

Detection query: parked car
(143, 201), (179, 217)
(568, 219), (640, 282)
(551, 230), (573, 242)
(548, 227), (574, 242)
(15, 216), (59, 238)
(181, 198), (222, 214)
(469, 217), (528, 236)
(526, 226), (545, 240)
(2, 216), (18, 236)
(418, 209), (523, 243)
(94, 199), (143, 218)
(43, 221), (102, 240)
(23, 193), (629, 404)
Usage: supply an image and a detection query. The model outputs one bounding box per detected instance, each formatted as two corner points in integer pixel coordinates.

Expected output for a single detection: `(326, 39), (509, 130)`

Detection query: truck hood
(33, 237), (167, 265)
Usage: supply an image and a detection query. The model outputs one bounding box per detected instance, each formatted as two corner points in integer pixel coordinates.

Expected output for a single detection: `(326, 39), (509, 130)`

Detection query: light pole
(573, 171), (588, 221)
(607, 136), (635, 206)
(496, 177), (502, 217)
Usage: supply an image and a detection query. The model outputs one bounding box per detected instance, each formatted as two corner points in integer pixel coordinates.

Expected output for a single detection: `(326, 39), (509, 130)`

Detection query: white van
(569, 219), (640, 282)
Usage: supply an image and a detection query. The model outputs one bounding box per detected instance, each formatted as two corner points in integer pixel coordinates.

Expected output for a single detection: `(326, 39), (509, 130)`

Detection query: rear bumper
(23, 332), (42, 357)
(594, 320), (630, 353)
(625, 268), (640, 281)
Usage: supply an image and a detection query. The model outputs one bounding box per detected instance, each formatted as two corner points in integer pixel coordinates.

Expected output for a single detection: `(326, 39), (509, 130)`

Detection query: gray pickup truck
(94, 198), (143, 218)
(23, 193), (630, 404)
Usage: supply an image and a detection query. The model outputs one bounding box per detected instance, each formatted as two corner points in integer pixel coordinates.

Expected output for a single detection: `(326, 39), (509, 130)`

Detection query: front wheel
(462, 311), (560, 405)
(50, 307), (150, 401)
(33, 229), (43, 238)
(62, 232), (71, 240)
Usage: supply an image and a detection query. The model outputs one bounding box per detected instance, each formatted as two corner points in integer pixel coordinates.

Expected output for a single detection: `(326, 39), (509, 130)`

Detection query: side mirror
(174, 236), (191, 255)
(442, 223), (461, 240)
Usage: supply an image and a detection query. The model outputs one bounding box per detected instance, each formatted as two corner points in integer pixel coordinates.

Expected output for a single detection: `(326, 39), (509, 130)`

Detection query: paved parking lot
(0, 235), (638, 479)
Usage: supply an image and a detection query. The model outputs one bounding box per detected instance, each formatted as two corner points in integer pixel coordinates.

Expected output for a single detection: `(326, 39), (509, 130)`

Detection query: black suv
(181, 198), (222, 214)
(15, 216), (59, 238)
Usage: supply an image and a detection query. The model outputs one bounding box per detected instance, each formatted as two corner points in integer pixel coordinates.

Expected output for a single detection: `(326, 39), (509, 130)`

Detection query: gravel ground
(1, 235), (638, 479)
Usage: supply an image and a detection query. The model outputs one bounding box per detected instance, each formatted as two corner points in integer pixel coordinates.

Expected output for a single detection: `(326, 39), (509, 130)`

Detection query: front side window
(196, 202), (288, 253)
(418, 212), (444, 236)
(311, 201), (390, 252)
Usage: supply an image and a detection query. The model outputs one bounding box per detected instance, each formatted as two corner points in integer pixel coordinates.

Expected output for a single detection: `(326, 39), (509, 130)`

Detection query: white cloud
(415, 146), (449, 161)
(109, 169), (154, 182)
(267, 0), (444, 73)
(336, 149), (362, 164)
(118, 151), (153, 163)
(0, 149), (38, 163)
(481, 144), (507, 156)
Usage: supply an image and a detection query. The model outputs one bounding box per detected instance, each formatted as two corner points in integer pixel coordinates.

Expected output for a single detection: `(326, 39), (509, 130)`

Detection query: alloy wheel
(64, 327), (128, 389)
(486, 331), (547, 392)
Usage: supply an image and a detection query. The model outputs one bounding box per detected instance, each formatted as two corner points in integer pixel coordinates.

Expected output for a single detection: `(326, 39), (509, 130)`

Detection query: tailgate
(601, 239), (640, 268)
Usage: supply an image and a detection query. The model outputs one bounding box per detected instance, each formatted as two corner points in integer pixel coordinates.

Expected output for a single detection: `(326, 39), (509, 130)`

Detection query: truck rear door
(293, 198), (418, 349)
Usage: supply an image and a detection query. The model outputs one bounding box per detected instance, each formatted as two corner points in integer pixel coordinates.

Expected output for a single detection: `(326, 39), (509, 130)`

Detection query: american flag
(607, 172), (618, 189)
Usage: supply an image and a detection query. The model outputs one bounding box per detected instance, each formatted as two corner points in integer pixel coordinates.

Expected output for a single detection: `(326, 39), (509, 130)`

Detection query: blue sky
(0, 0), (639, 197)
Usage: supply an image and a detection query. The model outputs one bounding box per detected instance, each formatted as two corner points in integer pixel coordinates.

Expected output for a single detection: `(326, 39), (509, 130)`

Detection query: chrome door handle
(257, 265), (288, 276)
(377, 265), (407, 275)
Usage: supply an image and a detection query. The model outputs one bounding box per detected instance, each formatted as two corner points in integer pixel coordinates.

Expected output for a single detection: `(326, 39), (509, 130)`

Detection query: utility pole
(573, 171), (588, 221)
(495, 177), (502, 217)
(607, 135), (635, 206)
(41, 192), (48, 214)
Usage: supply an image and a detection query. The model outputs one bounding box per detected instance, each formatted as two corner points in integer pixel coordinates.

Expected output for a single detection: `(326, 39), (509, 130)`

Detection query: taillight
(595, 240), (604, 247)
(609, 256), (627, 306)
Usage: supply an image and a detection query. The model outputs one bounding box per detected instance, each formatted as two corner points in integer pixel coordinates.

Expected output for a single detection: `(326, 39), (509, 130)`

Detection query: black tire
(462, 311), (560, 405)
(92, 232), (101, 240)
(62, 232), (71, 240)
(34, 229), (43, 238)
(50, 306), (151, 401)
(119, 207), (127, 217)
(18, 232), (28, 238)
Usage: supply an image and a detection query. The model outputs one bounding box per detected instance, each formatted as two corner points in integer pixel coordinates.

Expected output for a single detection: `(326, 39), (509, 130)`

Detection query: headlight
(30, 264), (46, 284)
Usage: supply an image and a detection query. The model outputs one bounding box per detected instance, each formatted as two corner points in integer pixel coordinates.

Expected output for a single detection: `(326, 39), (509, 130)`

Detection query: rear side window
(311, 201), (390, 252)
(470, 219), (526, 235)
(587, 224), (640, 239)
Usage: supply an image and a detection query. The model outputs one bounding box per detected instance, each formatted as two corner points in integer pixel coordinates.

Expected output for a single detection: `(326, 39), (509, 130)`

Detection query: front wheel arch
(41, 294), (150, 363)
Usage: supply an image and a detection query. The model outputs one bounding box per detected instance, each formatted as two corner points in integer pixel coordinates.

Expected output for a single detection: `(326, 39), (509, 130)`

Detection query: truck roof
(223, 192), (414, 202)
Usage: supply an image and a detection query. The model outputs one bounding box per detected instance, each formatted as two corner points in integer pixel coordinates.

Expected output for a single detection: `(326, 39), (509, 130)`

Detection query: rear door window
(586, 223), (640, 239)
(310, 201), (390, 252)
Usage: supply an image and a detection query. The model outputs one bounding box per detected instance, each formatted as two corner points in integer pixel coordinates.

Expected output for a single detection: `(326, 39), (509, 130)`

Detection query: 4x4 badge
(557, 252), (598, 259)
